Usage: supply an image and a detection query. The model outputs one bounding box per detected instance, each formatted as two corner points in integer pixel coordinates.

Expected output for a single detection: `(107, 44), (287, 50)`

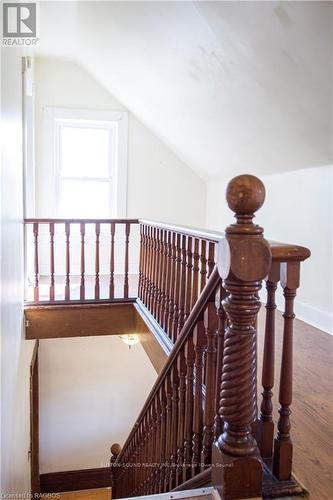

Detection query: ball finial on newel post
(110, 442), (121, 464)
(213, 174), (271, 499)
(226, 174), (266, 225)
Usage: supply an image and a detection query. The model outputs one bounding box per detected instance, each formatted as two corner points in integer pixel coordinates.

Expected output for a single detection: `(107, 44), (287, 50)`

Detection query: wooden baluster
(154, 395), (161, 493)
(134, 430), (140, 494)
(147, 226), (154, 309)
(109, 222), (115, 299)
(184, 236), (193, 321)
(124, 222), (130, 298)
(159, 386), (167, 493)
(273, 261), (300, 480)
(169, 364), (179, 490)
(164, 374), (172, 492)
(192, 319), (205, 477)
(139, 415), (146, 495)
(159, 230), (167, 326)
(257, 261), (280, 459)
(148, 404), (155, 493)
(154, 228), (162, 319)
(49, 223), (55, 301)
(191, 238), (200, 308)
(142, 413), (148, 494)
(149, 227), (157, 313)
(137, 421), (143, 495)
(138, 224), (144, 299)
(167, 232), (176, 336)
(200, 240), (207, 292)
(143, 226), (150, 306)
(152, 401), (158, 494)
(33, 222), (39, 302)
(155, 228), (163, 321)
(207, 241), (215, 277)
(144, 410), (150, 494)
(176, 350), (186, 487)
(214, 284), (227, 440)
(65, 222), (70, 301)
(142, 225), (149, 305)
(177, 234), (187, 336)
(95, 222), (100, 300)
(183, 336), (195, 482)
(172, 234), (182, 342)
(212, 175), (271, 499)
(201, 298), (218, 469)
(80, 223), (85, 301)
(163, 231), (172, 333)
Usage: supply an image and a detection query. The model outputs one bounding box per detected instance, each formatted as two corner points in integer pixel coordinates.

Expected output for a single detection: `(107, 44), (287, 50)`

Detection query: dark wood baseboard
(40, 467), (111, 493)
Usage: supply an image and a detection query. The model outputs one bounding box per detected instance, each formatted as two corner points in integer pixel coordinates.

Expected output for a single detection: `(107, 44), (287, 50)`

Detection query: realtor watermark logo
(2, 2), (39, 46)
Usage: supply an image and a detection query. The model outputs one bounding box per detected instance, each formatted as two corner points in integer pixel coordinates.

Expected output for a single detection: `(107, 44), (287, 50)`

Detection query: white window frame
(46, 107), (128, 218)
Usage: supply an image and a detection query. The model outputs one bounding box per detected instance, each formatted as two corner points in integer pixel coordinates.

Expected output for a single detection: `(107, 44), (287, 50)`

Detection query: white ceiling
(36, 1), (332, 181)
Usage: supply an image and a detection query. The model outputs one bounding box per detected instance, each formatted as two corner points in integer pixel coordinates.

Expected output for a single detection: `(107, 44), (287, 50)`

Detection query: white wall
(35, 58), (206, 226)
(1, 48), (36, 494)
(206, 166), (333, 334)
(39, 336), (157, 473)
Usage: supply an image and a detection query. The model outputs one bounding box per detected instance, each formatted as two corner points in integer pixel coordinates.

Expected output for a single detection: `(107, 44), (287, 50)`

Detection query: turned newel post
(110, 443), (122, 497)
(212, 175), (272, 499)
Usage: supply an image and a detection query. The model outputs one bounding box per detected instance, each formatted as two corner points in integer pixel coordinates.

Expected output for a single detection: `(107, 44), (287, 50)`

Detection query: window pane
(60, 180), (110, 218)
(61, 126), (110, 178)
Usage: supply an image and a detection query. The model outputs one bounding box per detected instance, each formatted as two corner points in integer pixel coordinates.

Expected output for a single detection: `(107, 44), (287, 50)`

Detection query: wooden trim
(24, 297), (136, 308)
(30, 340), (40, 495)
(135, 301), (170, 374)
(135, 299), (173, 356)
(40, 467), (111, 493)
(25, 302), (137, 339)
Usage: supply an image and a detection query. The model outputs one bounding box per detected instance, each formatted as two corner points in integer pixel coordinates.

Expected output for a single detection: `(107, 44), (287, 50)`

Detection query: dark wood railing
(110, 175), (310, 499)
(138, 221), (220, 343)
(24, 175), (310, 499)
(24, 219), (139, 304)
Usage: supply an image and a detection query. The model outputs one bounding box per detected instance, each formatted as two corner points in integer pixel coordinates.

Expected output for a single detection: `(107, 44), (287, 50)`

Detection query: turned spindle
(212, 175), (271, 499)
(201, 297), (218, 469)
(257, 261), (280, 459)
(273, 261), (300, 480)
(192, 319), (205, 477)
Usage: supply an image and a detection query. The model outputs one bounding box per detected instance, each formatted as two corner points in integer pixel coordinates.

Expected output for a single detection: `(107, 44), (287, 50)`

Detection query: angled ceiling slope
(36, 1), (332, 182)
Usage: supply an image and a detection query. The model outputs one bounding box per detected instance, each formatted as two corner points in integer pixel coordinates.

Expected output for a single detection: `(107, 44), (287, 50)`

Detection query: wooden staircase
(25, 175), (311, 499)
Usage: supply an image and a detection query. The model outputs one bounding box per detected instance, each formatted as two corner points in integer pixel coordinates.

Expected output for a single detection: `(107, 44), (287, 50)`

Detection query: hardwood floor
(257, 309), (333, 499)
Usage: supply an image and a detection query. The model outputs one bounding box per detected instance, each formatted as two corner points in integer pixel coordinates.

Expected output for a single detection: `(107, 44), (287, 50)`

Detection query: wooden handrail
(25, 218), (139, 224)
(138, 219), (221, 243)
(138, 220), (311, 262)
(116, 266), (220, 465)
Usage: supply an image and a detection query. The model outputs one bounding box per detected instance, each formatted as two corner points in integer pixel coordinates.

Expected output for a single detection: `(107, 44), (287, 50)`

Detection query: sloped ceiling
(36, 1), (332, 181)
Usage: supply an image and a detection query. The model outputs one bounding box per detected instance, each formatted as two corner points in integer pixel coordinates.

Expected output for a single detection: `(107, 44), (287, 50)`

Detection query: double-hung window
(50, 108), (128, 218)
